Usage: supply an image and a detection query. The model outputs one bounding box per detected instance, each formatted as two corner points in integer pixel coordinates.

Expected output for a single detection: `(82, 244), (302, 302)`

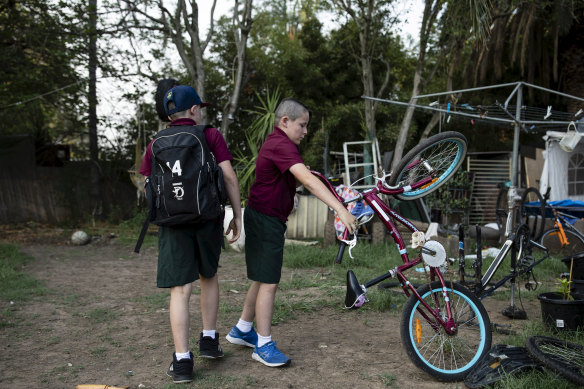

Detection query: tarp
(524, 199), (584, 221)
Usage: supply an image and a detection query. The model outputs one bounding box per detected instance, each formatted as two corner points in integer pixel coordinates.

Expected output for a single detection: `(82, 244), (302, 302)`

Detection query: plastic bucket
(561, 251), (584, 280)
(572, 280), (584, 295)
(538, 292), (584, 331)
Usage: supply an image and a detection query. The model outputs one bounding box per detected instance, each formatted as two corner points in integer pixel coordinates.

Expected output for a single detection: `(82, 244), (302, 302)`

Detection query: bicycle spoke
(527, 336), (584, 385)
(400, 142), (460, 185)
(408, 285), (487, 375)
(540, 344), (584, 371)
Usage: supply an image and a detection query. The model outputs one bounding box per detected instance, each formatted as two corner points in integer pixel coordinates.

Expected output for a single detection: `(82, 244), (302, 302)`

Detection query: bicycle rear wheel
(526, 335), (584, 386)
(389, 132), (467, 200)
(520, 187), (546, 241)
(495, 187), (508, 237)
(400, 281), (492, 381)
(540, 228), (584, 259)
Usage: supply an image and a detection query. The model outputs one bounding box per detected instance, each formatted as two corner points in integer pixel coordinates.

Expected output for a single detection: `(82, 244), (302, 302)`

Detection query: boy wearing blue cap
(139, 84), (242, 384)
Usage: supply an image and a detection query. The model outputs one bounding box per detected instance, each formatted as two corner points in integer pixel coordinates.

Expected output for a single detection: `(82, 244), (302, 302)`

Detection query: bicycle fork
(344, 264), (457, 335)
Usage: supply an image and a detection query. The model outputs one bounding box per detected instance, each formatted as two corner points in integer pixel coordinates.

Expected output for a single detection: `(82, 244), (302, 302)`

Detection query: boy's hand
(338, 209), (358, 235)
(225, 217), (242, 243)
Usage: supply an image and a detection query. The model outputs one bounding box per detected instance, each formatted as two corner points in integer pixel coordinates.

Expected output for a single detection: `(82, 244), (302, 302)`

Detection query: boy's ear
(280, 116), (289, 128)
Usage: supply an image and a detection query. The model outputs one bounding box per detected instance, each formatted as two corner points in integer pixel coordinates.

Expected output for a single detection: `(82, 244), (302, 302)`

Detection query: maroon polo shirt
(139, 118), (233, 176)
(247, 126), (303, 222)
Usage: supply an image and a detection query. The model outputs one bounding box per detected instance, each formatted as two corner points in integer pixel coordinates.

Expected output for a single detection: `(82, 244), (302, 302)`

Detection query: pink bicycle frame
(312, 171), (456, 335)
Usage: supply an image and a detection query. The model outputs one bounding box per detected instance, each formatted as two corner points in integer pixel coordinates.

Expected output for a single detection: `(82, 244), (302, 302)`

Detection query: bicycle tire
(495, 187), (508, 237)
(540, 228), (584, 259)
(389, 131), (467, 200)
(400, 281), (492, 381)
(520, 187), (546, 241)
(526, 335), (584, 386)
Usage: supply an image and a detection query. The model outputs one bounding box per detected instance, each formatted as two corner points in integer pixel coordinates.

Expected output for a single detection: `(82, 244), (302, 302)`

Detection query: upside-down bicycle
(312, 131), (492, 382)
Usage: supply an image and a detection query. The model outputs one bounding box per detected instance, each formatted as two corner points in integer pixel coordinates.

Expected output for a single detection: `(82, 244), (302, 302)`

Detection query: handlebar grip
(335, 241), (347, 264)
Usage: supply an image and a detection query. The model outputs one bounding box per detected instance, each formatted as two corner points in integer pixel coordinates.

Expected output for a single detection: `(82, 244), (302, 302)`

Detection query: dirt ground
(0, 226), (543, 389)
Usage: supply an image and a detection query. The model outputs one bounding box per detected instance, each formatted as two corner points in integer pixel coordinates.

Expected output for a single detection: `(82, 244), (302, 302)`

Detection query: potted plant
(538, 259), (584, 330)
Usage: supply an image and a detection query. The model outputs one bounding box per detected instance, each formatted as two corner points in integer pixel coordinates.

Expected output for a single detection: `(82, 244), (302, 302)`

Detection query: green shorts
(245, 207), (287, 284)
(157, 221), (222, 288)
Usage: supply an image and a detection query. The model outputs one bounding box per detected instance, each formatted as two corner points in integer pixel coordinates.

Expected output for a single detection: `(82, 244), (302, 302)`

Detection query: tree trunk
(390, 0), (436, 171)
(220, 0), (253, 142)
(88, 0), (101, 217)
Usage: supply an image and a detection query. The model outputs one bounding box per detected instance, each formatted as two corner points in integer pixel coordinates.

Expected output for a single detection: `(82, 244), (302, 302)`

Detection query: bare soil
(0, 225), (543, 389)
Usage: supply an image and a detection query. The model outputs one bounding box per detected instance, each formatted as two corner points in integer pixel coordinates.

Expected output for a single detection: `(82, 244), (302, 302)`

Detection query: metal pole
(507, 85), (522, 316)
(512, 84), (522, 188)
(505, 85), (523, 237)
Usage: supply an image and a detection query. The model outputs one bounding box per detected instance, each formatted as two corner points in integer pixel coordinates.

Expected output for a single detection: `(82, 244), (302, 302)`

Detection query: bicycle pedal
(525, 281), (538, 291)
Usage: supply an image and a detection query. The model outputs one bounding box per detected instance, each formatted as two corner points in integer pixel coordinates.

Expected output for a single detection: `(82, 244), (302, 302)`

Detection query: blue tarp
(524, 199), (584, 222)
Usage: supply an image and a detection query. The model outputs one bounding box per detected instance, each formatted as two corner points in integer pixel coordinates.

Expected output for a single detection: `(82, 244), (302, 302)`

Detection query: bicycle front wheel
(400, 281), (492, 381)
(540, 228), (584, 259)
(389, 132), (467, 200)
(526, 335), (584, 386)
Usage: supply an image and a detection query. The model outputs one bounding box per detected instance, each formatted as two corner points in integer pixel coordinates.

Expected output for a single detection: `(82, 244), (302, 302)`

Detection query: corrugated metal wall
(467, 154), (512, 225)
(286, 195), (330, 239)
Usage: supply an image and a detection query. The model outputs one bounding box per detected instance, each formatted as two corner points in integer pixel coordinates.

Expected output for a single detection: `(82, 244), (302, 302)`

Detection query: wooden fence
(0, 162), (136, 224)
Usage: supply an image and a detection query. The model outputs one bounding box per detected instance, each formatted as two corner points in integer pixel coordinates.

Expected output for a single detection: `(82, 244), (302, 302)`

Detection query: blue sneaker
(225, 326), (258, 348)
(252, 341), (291, 367)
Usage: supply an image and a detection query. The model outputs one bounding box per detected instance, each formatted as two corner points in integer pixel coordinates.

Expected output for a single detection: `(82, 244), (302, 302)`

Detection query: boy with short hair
(226, 98), (357, 367)
(139, 85), (242, 383)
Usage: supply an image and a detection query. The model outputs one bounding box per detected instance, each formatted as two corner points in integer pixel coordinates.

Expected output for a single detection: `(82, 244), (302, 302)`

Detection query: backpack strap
(134, 207), (152, 253)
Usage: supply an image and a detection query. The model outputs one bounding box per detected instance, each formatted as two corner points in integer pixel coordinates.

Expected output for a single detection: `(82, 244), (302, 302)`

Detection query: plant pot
(561, 251), (584, 280)
(572, 280), (584, 295)
(538, 292), (584, 331)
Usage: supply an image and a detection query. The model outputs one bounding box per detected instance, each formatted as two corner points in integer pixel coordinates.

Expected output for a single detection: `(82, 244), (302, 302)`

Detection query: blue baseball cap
(163, 85), (211, 115)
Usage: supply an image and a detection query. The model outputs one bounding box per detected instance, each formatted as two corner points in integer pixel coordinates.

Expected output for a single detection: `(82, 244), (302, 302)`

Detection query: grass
(283, 240), (584, 387)
(0, 243), (49, 329)
(131, 292), (169, 312)
(0, 243), (47, 302)
(3, 223), (584, 387)
(160, 372), (259, 388)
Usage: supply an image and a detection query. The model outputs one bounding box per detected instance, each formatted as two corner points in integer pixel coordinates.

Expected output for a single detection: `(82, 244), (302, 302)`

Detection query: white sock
(202, 329), (216, 338)
(236, 318), (253, 333)
(175, 351), (191, 361)
(257, 333), (272, 348)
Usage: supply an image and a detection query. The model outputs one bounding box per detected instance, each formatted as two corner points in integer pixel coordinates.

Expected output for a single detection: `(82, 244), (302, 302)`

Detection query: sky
(196, 1), (423, 47)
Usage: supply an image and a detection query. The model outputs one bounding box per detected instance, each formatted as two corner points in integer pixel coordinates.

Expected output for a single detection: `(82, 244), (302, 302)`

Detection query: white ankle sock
(175, 351), (191, 360)
(202, 329), (216, 338)
(236, 318), (253, 333)
(257, 334), (271, 348)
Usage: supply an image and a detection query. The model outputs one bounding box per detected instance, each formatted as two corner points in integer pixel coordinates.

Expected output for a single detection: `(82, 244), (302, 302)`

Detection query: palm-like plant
(234, 87), (281, 203)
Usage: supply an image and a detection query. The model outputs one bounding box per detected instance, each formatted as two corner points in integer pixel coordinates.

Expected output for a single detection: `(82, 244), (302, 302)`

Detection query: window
(568, 153), (584, 196)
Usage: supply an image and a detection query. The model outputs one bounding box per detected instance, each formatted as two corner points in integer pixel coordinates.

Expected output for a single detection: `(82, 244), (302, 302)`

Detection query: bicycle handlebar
(335, 241), (347, 264)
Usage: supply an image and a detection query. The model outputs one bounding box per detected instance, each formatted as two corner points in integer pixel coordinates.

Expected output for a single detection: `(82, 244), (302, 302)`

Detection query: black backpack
(134, 124), (227, 253)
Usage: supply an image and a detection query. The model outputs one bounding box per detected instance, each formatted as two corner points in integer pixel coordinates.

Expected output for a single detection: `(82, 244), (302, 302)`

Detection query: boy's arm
(219, 160), (242, 243)
(289, 163), (357, 235)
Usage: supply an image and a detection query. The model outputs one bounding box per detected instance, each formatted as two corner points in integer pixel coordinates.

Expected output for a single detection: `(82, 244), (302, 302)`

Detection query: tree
(0, 0), (85, 142)
(391, 0), (491, 170)
(329, 0), (396, 142)
(120, 0), (219, 124)
(462, 0), (584, 107)
(220, 0), (253, 141)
